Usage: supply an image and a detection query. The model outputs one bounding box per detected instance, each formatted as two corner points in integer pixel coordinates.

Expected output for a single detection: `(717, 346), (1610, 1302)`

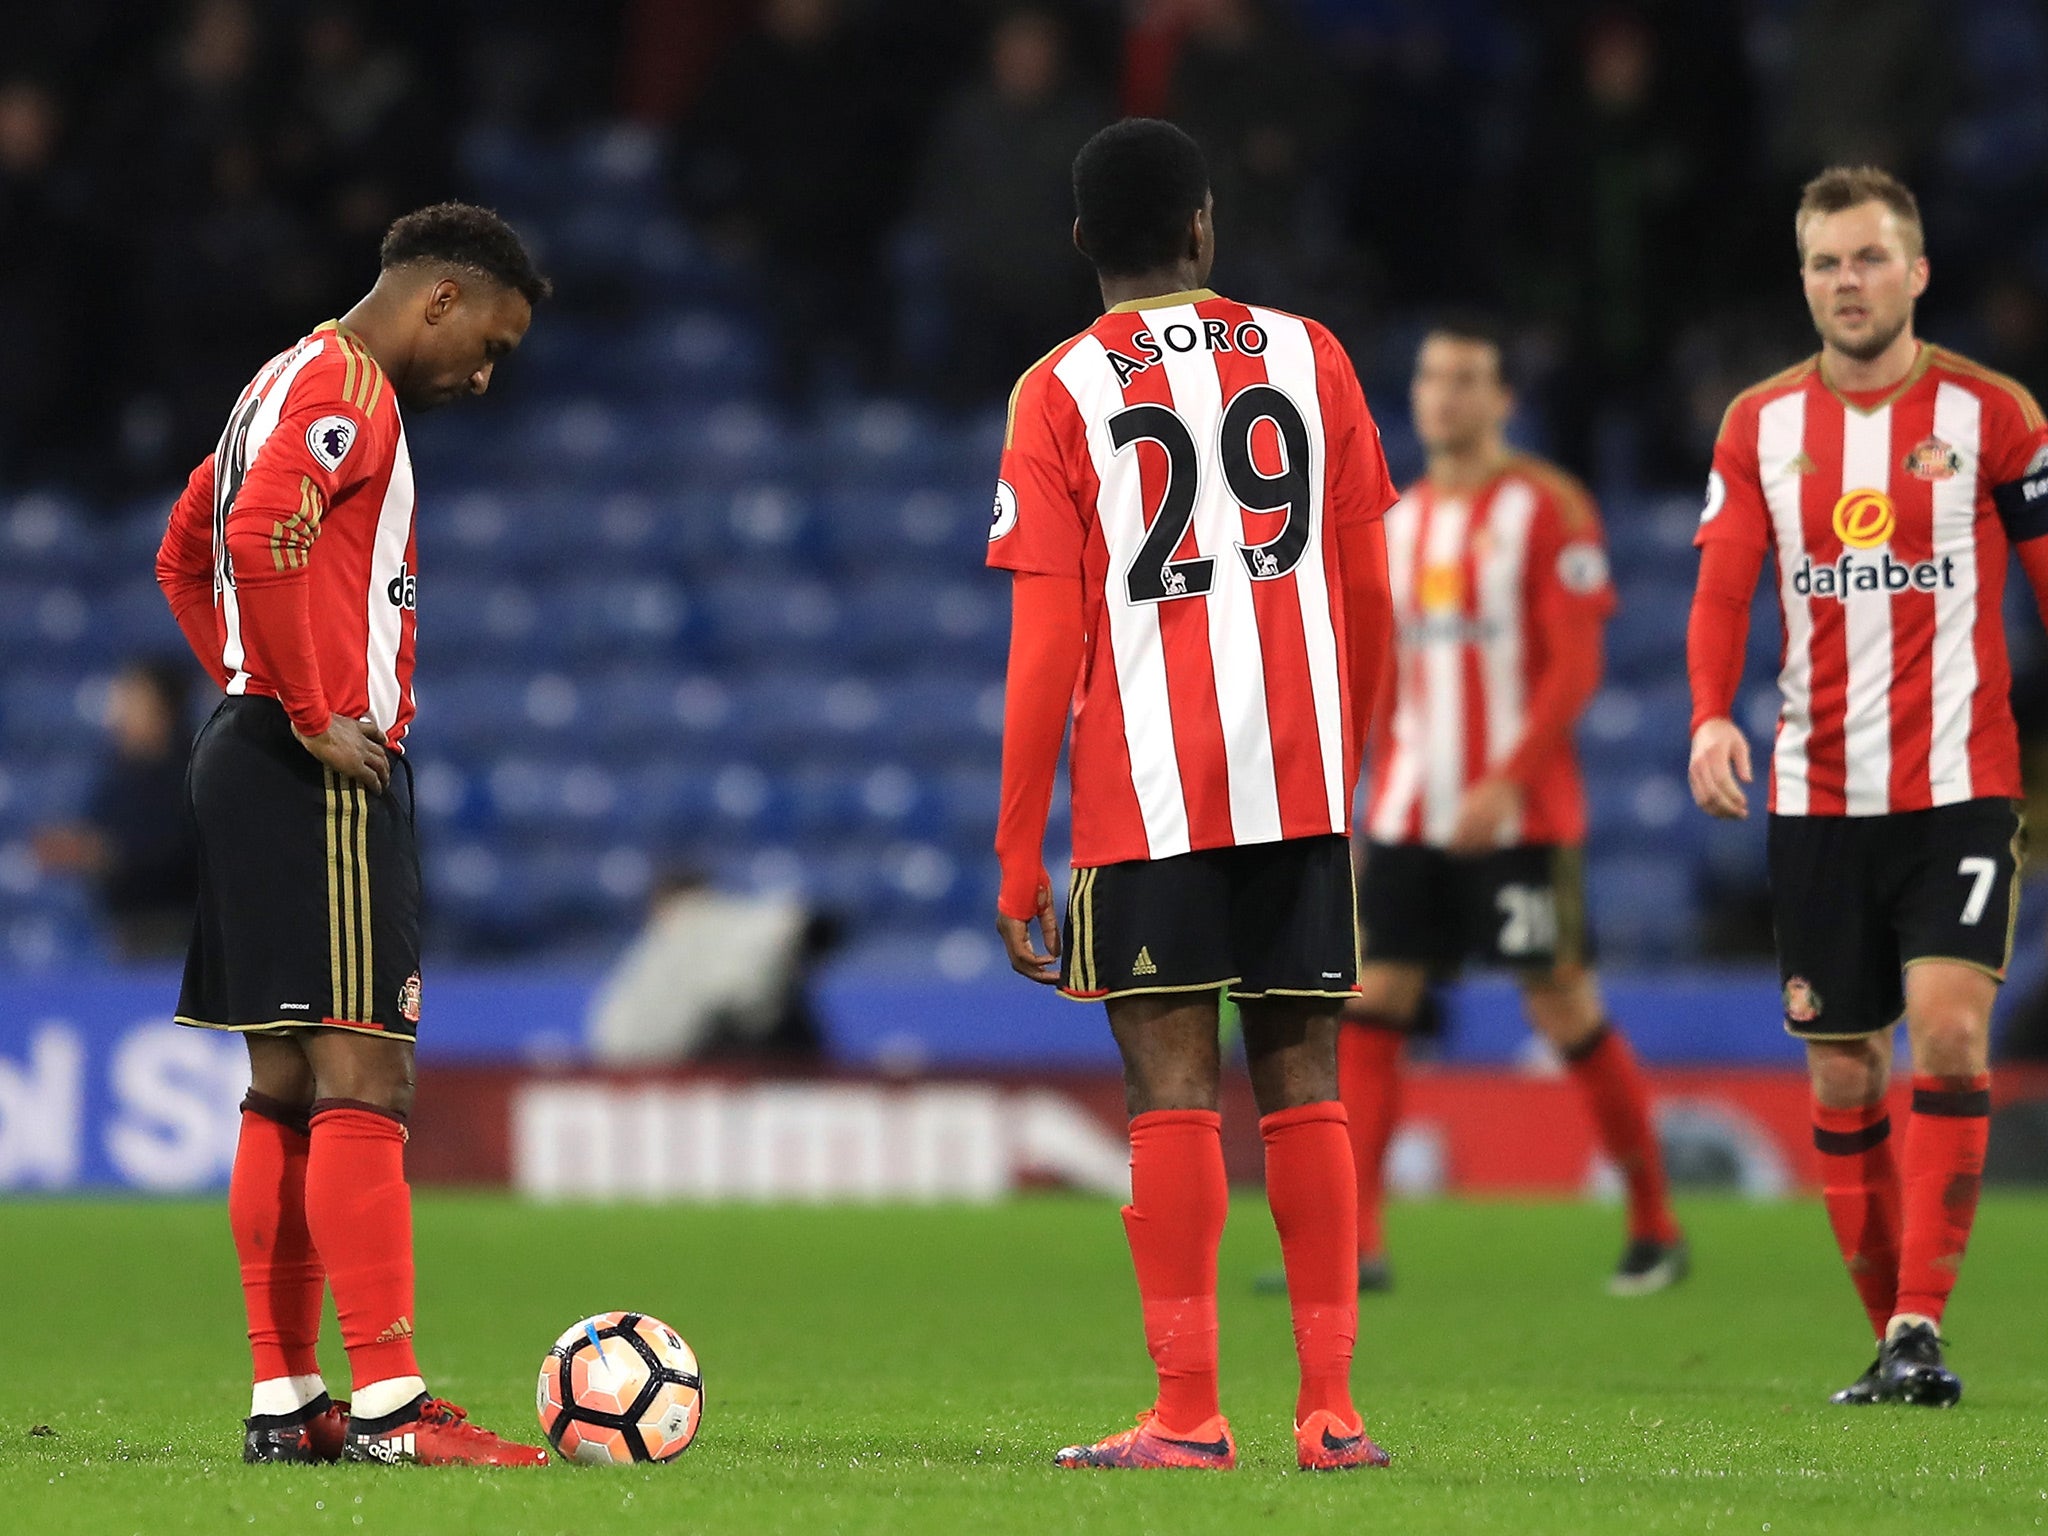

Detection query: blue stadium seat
(1586, 854), (1699, 961)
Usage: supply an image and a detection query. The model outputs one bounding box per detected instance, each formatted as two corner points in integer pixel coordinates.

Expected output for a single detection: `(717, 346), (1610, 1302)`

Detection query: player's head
(1412, 313), (1513, 457)
(1795, 166), (1928, 363)
(1071, 118), (1213, 287)
(372, 203), (551, 410)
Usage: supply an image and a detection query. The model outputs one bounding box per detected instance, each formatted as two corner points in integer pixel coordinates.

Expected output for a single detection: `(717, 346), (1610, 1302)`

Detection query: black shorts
(176, 697), (423, 1039)
(1768, 798), (2025, 1040)
(1358, 840), (1591, 974)
(1059, 834), (1359, 1003)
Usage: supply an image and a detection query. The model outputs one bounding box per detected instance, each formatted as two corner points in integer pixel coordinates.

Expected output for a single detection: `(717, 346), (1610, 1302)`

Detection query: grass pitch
(6, 1195), (2048, 1534)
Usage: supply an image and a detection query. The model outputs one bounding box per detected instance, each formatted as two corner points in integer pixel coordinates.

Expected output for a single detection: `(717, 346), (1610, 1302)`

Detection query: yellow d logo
(1418, 563), (1464, 613)
(1831, 489), (1895, 550)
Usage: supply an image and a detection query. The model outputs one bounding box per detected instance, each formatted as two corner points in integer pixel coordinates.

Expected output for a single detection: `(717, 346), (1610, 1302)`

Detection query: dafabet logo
(1793, 487), (1954, 600)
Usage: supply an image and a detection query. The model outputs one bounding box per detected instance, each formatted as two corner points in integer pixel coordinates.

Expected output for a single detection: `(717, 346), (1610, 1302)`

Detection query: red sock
(228, 1093), (324, 1382)
(1813, 1098), (1903, 1338)
(304, 1100), (420, 1387)
(1564, 1024), (1680, 1245)
(1895, 1074), (1990, 1327)
(1261, 1101), (1360, 1426)
(1337, 1019), (1404, 1261)
(1120, 1109), (1227, 1433)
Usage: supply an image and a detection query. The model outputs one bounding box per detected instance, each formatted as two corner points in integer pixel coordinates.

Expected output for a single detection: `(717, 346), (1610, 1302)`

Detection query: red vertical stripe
(1884, 391), (1939, 807)
(1458, 482), (1496, 791)
(1204, 298), (1330, 840)
(1111, 312), (1236, 848)
(1800, 392), (1850, 814)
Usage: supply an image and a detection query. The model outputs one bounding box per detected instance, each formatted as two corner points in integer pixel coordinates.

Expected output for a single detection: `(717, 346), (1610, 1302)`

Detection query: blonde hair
(1796, 165), (1924, 259)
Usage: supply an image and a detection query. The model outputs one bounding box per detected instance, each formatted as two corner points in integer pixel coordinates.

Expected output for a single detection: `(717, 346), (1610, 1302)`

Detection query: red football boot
(1054, 1410), (1236, 1470)
(1295, 1408), (1392, 1471)
(342, 1395), (549, 1467)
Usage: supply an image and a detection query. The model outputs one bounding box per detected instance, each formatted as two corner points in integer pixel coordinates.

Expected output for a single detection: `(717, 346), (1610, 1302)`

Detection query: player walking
(991, 119), (1397, 1472)
(1688, 167), (2048, 1405)
(1341, 319), (1686, 1296)
(156, 204), (551, 1465)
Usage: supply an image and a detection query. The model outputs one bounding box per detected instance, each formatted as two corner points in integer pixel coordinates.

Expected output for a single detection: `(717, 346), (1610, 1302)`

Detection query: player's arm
(1986, 395), (2048, 630)
(1315, 325), (1400, 773)
(987, 361), (1089, 983)
(223, 390), (389, 791)
(1451, 488), (1612, 853)
(155, 453), (229, 688)
(994, 572), (1084, 982)
(1687, 420), (1772, 820)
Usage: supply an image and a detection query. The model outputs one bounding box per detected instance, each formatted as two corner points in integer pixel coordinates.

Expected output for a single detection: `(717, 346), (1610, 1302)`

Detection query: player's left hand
(996, 877), (1062, 985)
(1447, 775), (1521, 854)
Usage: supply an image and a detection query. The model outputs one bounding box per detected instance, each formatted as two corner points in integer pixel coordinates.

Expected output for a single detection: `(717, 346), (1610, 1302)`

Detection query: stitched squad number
(1110, 386), (1314, 605)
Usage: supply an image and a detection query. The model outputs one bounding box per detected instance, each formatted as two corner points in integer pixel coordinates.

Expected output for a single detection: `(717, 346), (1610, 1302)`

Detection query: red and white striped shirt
(1368, 457), (1614, 847)
(158, 321), (419, 747)
(987, 288), (1397, 866)
(1698, 345), (2048, 815)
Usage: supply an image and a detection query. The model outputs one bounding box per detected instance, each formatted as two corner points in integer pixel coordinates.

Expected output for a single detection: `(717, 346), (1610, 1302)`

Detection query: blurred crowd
(6, 0), (2048, 499)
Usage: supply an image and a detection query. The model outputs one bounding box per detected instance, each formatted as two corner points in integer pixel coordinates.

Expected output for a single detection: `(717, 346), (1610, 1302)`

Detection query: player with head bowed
(1328, 317), (1687, 1299)
(156, 204), (552, 1465)
(989, 118), (1398, 1472)
(1688, 166), (2048, 1406)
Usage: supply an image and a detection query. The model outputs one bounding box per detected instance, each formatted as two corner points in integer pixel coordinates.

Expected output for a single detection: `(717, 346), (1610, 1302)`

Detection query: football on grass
(537, 1311), (703, 1464)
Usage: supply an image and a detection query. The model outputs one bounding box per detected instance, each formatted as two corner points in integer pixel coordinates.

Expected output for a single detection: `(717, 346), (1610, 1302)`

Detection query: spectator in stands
(673, 0), (900, 400)
(587, 867), (830, 1063)
(0, 76), (100, 486)
(912, 5), (1103, 401)
(31, 661), (198, 961)
(1159, 0), (1336, 301)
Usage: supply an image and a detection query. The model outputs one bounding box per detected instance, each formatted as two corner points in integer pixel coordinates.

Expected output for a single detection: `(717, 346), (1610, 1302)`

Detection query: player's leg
(1055, 852), (1236, 1469)
(1893, 961), (1993, 1337)
(231, 1031), (346, 1462)
(1518, 961), (1686, 1291)
(1339, 840), (1461, 1286)
(1235, 836), (1390, 1471)
(1769, 808), (1911, 1400)
(177, 701), (345, 1461)
(1875, 799), (2021, 1405)
(1339, 963), (1426, 1283)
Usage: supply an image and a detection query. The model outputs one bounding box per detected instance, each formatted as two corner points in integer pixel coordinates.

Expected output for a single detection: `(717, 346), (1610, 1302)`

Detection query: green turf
(6, 1194), (2048, 1534)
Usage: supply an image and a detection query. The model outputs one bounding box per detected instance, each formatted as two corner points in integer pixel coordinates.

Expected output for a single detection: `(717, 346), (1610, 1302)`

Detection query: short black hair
(379, 202), (553, 306)
(1072, 118), (1209, 278)
(1421, 309), (1512, 384)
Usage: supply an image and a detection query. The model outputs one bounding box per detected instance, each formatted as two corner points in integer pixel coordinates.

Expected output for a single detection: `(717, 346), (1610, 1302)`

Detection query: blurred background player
(31, 658), (198, 959)
(155, 203), (550, 1466)
(990, 118), (1397, 1473)
(1338, 318), (1687, 1297)
(1688, 166), (2048, 1406)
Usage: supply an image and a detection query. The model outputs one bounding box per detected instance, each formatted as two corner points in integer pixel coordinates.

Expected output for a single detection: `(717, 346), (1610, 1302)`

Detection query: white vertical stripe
(1252, 307), (1347, 833)
(1478, 478), (1538, 844)
(1368, 496), (1424, 841)
(1055, 336), (1190, 857)
(1153, 306), (1282, 843)
(1760, 393), (1812, 815)
(1419, 498), (1472, 844)
(218, 339), (328, 695)
(1929, 382), (1982, 803)
(364, 419), (414, 731)
(1839, 405), (1894, 814)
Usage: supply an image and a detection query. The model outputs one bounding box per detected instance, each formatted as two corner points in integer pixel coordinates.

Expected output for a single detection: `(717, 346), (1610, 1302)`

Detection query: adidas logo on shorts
(1132, 947), (1158, 977)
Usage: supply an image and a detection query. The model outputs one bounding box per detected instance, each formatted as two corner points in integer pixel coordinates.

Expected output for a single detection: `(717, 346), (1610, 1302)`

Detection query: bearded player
(991, 118), (1397, 1472)
(156, 204), (551, 1464)
(1337, 318), (1686, 1297)
(1689, 166), (2048, 1406)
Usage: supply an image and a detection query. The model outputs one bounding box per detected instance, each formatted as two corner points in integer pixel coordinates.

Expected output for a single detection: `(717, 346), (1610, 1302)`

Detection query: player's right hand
(1688, 716), (1751, 820)
(294, 714), (391, 793)
(996, 875), (1062, 985)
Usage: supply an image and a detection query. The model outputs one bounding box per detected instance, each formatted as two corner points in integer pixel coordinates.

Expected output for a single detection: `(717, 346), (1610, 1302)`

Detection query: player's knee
(1910, 1008), (1989, 1078)
(1807, 1041), (1887, 1107)
(310, 1038), (416, 1116)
